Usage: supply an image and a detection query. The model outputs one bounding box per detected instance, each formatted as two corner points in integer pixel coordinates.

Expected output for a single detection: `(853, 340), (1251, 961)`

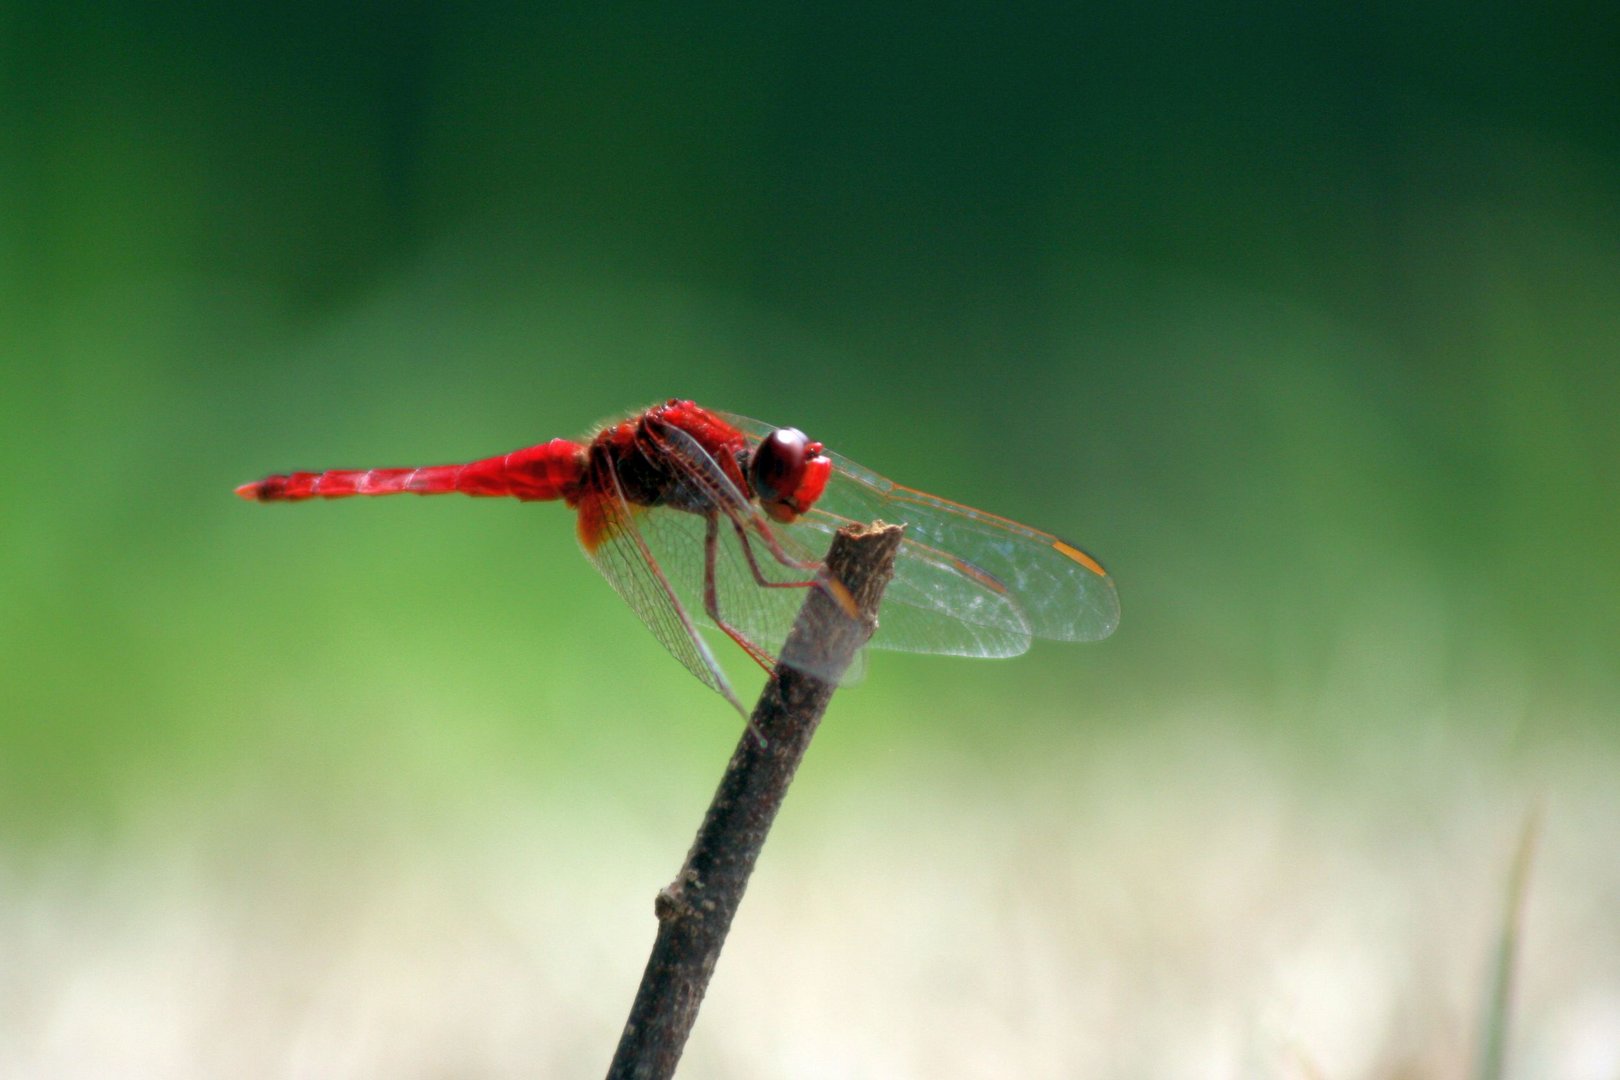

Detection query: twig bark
(605, 521), (906, 1080)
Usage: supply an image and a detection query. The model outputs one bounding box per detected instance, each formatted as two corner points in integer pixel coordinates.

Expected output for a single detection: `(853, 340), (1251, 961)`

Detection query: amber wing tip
(1052, 538), (1109, 578)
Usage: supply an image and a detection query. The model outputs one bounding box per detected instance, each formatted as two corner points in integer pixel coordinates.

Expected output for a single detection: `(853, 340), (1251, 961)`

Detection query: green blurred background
(3, 2), (1617, 1076)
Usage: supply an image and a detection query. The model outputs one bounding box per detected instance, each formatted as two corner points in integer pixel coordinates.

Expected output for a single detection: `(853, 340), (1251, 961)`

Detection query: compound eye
(750, 428), (830, 522)
(750, 428), (810, 504)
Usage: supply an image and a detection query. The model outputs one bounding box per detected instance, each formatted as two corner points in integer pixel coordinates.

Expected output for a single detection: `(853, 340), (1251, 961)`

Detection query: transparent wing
(575, 477), (747, 715)
(770, 500), (1035, 658)
(717, 411), (1120, 656)
(630, 503), (867, 685)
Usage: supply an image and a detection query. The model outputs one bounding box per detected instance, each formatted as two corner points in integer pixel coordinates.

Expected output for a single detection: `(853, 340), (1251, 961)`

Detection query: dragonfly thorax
(591, 402), (757, 516)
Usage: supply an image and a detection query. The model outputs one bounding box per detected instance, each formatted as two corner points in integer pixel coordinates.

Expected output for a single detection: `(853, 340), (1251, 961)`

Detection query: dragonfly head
(749, 427), (831, 523)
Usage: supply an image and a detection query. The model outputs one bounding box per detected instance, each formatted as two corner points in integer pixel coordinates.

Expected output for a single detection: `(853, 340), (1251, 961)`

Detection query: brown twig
(605, 521), (906, 1080)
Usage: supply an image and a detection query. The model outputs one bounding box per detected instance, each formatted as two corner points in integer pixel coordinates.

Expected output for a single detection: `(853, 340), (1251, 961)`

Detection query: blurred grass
(1474, 807), (1540, 1080)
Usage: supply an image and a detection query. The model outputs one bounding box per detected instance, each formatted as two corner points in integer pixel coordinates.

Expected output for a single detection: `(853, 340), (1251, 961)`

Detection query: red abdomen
(237, 438), (587, 503)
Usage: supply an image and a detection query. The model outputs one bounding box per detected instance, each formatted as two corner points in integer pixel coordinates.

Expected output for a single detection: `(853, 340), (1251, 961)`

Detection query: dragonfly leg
(747, 517), (822, 573)
(693, 514), (769, 747)
(729, 516), (860, 621)
(702, 514), (779, 675)
(727, 517), (820, 591)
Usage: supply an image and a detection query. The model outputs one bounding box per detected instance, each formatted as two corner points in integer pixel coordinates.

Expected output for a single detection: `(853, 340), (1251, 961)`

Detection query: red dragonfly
(237, 399), (1118, 713)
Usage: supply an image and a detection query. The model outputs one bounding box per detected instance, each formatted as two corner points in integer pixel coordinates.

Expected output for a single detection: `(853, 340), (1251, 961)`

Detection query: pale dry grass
(3, 719), (1616, 1079)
